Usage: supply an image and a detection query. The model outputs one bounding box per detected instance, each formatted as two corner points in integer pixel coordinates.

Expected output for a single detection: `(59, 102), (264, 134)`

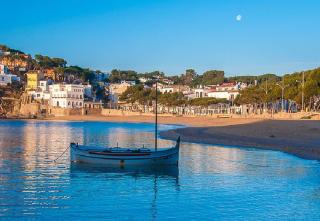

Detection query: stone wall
(48, 107), (102, 116)
(19, 103), (40, 116)
(48, 107), (83, 116)
(83, 108), (101, 115)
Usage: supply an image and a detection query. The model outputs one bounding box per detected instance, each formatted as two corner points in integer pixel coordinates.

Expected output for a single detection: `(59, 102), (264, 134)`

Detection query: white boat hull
(70, 138), (180, 167)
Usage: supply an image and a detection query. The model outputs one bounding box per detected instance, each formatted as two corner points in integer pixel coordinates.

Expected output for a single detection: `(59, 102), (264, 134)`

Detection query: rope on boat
(52, 146), (69, 163)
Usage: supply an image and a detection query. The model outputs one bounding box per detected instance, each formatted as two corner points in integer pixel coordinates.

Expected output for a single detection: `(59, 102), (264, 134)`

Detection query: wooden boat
(70, 137), (180, 166)
(70, 81), (180, 167)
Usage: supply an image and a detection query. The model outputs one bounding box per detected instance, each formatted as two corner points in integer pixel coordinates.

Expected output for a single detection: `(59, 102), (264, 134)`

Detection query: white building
(0, 64), (20, 85)
(49, 84), (84, 108)
(139, 77), (150, 83)
(158, 85), (189, 94)
(0, 74), (20, 85)
(31, 90), (51, 101)
(192, 83), (242, 101)
(159, 87), (174, 93)
(207, 90), (239, 101)
(120, 80), (136, 86)
(161, 78), (174, 85)
(28, 80), (51, 102)
(0, 64), (9, 74)
(39, 80), (50, 91)
(207, 83), (240, 101)
(194, 86), (209, 98)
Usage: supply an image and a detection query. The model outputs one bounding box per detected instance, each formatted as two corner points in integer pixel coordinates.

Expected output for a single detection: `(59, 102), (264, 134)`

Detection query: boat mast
(155, 80), (158, 151)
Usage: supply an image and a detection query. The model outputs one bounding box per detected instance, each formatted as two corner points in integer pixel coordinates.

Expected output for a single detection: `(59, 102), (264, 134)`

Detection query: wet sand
(160, 120), (320, 161)
(40, 115), (320, 161)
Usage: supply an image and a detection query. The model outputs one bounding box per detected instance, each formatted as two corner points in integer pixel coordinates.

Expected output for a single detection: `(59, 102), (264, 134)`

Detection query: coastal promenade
(39, 113), (320, 161)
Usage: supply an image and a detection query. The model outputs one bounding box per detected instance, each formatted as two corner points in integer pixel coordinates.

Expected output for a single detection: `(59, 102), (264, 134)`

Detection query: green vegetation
(189, 97), (228, 106)
(169, 69), (225, 87)
(192, 70), (225, 86)
(227, 73), (281, 84)
(109, 69), (139, 83)
(119, 84), (227, 106)
(138, 71), (165, 79)
(235, 68), (320, 109)
(34, 54), (67, 68)
(2, 43), (320, 110)
(0, 44), (24, 54)
(62, 66), (95, 83)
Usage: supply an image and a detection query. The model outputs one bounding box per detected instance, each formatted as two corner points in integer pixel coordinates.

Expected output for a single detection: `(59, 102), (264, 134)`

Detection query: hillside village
(1, 44), (319, 118)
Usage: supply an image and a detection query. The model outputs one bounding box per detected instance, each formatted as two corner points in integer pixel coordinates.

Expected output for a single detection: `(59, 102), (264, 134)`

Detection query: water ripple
(0, 120), (320, 220)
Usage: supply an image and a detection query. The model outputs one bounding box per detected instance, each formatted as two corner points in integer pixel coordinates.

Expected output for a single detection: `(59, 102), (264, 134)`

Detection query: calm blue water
(0, 120), (320, 220)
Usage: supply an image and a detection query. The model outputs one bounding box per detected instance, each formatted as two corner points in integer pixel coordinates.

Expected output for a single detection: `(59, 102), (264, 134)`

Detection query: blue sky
(1, 0), (319, 76)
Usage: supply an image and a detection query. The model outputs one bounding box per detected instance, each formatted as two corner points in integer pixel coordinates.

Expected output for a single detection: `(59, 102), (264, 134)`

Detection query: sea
(0, 120), (319, 220)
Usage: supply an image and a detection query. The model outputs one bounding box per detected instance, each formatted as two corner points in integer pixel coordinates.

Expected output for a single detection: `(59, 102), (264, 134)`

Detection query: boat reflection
(70, 163), (179, 180)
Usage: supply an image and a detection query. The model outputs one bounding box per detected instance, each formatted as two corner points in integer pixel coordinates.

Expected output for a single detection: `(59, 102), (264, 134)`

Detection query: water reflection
(1, 120), (320, 220)
(70, 163), (179, 181)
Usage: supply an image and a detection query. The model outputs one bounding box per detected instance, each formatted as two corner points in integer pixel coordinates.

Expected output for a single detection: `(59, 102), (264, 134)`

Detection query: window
(80, 95), (82, 99)
(79, 102), (82, 106)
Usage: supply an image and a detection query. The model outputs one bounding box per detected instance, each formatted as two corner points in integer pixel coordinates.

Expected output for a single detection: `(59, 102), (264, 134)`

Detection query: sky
(1, 0), (320, 76)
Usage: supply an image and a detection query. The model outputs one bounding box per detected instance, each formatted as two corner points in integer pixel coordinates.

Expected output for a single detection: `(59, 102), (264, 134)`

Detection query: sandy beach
(43, 115), (261, 127)
(160, 119), (320, 161)
(39, 115), (320, 161)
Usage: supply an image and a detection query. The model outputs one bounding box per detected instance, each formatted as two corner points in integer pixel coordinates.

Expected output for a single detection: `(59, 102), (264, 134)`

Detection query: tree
(34, 54), (67, 68)
(109, 69), (138, 83)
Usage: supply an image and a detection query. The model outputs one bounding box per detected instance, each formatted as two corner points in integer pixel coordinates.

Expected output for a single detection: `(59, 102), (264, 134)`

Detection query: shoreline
(160, 120), (320, 161)
(2, 115), (320, 161)
(2, 115), (262, 127)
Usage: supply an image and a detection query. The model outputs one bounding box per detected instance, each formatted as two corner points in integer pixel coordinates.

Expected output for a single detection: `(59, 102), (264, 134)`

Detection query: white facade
(139, 77), (150, 83)
(160, 87), (174, 93)
(31, 91), (51, 101)
(161, 78), (174, 85)
(39, 80), (49, 92)
(192, 83), (242, 101)
(0, 65), (20, 85)
(26, 80), (51, 101)
(0, 64), (9, 74)
(0, 74), (18, 85)
(120, 80), (136, 86)
(207, 91), (239, 100)
(194, 88), (208, 98)
(49, 84), (84, 108)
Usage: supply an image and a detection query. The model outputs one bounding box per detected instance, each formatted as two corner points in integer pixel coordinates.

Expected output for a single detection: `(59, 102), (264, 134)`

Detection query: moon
(236, 14), (242, 21)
